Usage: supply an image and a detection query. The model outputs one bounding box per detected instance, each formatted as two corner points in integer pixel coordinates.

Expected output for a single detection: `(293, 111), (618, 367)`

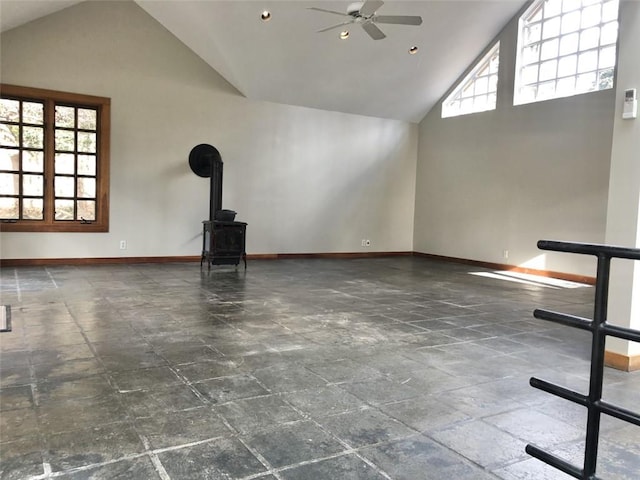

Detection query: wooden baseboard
(413, 252), (596, 285)
(0, 251), (594, 285)
(0, 252), (412, 267)
(604, 350), (640, 372)
(249, 252), (413, 260)
(0, 256), (201, 267)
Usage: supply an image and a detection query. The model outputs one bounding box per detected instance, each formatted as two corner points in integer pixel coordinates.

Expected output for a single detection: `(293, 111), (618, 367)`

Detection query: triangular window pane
(442, 42), (500, 118)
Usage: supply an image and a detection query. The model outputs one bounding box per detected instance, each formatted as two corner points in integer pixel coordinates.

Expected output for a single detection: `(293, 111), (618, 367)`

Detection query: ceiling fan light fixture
(311, 1), (421, 41)
(409, 46), (418, 54)
(260, 10), (272, 21)
(340, 30), (350, 39)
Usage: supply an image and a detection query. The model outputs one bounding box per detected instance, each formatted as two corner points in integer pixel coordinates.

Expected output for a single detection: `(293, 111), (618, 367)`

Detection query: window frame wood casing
(0, 84), (110, 232)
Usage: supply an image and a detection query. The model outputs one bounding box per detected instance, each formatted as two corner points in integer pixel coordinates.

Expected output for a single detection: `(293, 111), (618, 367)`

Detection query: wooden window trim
(0, 84), (110, 232)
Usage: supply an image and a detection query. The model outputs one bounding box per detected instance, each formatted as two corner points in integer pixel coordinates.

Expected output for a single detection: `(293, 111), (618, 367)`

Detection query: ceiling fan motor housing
(347, 2), (366, 16)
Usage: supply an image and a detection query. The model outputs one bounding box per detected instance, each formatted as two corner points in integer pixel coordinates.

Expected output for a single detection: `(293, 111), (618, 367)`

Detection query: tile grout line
(64, 304), (173, 480)
(28, 450), (154, 479)
(44, 267), (59, 289)
(25, 318), (49, 480)
(228, 372), (287, 479)
(272, 389), (395, 480)
(420, 425), (512, 479)
(138, 433), (172, 480)
(13, 268), (22, 302)
(2, 260), (610, 480)
(150, 350), (284, 478)
(238, 448), (363, 480)
(234, 435), (285, 480)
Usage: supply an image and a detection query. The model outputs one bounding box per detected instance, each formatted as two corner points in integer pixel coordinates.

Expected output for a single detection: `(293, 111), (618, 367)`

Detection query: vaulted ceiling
(0, 0), (527, 122)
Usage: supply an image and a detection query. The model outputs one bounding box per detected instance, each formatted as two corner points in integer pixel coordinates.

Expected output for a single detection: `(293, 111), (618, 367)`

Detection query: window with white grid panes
(514, 0), (619, 105)
(442, 42), (500, 118)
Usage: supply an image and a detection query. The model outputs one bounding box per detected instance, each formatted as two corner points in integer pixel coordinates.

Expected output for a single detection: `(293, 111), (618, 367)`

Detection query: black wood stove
(189, 144), (247, 269)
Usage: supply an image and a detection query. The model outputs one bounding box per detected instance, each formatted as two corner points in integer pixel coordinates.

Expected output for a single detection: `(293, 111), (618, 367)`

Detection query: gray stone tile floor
(0, 257), (638, 479)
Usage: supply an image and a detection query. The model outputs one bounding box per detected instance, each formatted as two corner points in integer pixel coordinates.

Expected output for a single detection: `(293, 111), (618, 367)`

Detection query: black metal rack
(526, 240), (640, 479)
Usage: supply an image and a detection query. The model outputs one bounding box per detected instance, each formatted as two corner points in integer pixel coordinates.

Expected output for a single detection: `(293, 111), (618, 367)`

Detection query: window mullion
(44, 98), (56, 223)
(18, 101), (24, 220)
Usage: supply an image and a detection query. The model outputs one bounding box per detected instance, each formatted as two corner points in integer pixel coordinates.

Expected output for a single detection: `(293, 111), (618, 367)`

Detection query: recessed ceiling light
(261, 10), (271, 21)
(340, 30), (350, 39)
(409, 46), (418, 54)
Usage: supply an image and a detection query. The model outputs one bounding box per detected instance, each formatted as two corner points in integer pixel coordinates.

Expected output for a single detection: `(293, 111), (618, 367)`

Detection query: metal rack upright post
(526, 240), (640, 479)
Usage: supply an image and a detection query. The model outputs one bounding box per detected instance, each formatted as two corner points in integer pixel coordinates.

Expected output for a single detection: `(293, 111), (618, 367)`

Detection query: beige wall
(414, 11), (616, 277)
(0, 1), (417, 259)
(604, 1), (640, 358)
(1, 0), (627, 279)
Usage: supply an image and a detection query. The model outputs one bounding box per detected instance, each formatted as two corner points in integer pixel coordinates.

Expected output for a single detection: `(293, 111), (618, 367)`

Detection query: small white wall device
(623, 88), (637, 119)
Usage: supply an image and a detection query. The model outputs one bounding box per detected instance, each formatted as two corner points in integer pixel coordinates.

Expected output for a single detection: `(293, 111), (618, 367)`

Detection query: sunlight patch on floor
(469, 271), (591, 289)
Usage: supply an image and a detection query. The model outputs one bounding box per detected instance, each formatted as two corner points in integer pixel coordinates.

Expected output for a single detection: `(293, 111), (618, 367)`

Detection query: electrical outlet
(361, 239), (366, 247)
(119, 240), (127, 250)
(503, 249), (509, 259)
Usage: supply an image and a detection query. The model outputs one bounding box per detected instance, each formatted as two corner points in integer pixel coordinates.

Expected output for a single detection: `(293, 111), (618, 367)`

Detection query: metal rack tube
(530, 377), (588, 406)
(526, 240), (640, 479)
(533, 309), (593, 331)
(582, 254), (610, 476)
(525, 444), (590, 479)
(602, 323), (640, 343)
(537, 240), (640, 260)
(597, 400), (640, 427)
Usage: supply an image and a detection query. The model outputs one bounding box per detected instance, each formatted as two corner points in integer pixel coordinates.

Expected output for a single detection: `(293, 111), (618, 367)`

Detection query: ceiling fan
(309, 0), (422, 40)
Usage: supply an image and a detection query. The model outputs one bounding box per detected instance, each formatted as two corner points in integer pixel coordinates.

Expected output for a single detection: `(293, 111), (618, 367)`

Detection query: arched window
(514, 0), (619, 105)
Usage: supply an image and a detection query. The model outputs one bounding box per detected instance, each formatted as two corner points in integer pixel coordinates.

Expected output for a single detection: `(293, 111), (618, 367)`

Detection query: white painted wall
(604, 1), (640, 358)
(414, 13), (616, 277)
(0, 1), (417, 259)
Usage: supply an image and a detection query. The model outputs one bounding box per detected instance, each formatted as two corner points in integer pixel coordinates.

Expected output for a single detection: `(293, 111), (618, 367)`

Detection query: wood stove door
(201, 221), (247, 268)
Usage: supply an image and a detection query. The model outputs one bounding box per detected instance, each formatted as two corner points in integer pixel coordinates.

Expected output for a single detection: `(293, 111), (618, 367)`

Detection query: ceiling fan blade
(307, 7), (350, 17)
(359, 0), (384, 16)
(362, 22), (386, 40)
(317, 21), (353, 33)
(374, 15), (423, 26)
